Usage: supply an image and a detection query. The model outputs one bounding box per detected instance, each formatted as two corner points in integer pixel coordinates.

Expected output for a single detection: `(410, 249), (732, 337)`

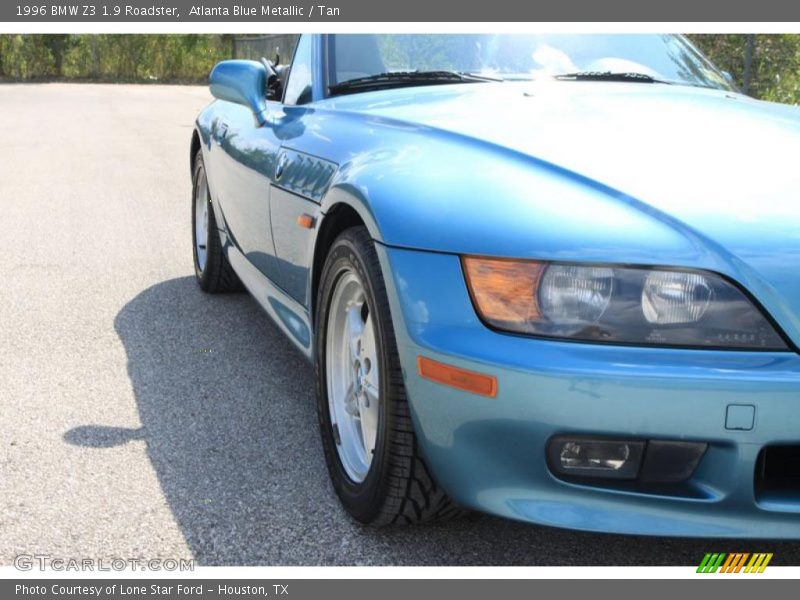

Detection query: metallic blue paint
(377, 244), (800, 537)
(209, 60), (270, 126)
(194, 34), (800, 536)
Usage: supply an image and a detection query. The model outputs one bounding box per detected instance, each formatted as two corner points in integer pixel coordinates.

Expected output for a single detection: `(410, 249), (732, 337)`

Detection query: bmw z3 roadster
(191, 34), (800, 537)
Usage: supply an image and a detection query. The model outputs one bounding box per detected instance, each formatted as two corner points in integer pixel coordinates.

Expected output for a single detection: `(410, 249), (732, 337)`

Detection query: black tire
(192, 150), (243, 293)
(315, 226), (463, 526)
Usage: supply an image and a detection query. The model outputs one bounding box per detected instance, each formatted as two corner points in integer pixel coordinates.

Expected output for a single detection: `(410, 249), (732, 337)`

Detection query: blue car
(191, 34), (800, 537)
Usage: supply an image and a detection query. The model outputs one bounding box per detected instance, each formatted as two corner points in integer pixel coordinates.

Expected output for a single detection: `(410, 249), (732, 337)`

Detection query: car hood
(324, 82), (800, 344)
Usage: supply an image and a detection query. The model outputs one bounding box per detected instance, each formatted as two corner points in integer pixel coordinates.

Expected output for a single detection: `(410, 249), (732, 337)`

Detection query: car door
(210, 88), (283, 283)
(267, 34), (331, 307)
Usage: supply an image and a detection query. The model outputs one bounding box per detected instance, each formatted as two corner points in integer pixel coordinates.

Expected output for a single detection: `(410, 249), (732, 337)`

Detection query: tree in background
(689, 34), (800, 104)
(0, 34), (799, 106)
(42, 35), (73, 77)
(0, 35), (57, 79)
(0, 34), (231, 83)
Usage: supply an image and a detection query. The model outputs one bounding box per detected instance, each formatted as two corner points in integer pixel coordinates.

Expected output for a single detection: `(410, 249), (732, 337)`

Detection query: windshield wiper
(329, 70), (501, 96)
(553, 71), (668, 84)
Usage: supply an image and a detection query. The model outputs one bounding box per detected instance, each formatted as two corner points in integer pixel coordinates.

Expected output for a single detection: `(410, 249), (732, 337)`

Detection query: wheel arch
(310, 202), (367, 332)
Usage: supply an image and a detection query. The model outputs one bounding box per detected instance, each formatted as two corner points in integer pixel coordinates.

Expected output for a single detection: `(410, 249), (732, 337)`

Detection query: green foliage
(378, 35), (479, 71)
(0, 35), (57, 78)
(0, 34), (231, 82)
(1, 34), (800, 104)
(689, 34), (800, 104)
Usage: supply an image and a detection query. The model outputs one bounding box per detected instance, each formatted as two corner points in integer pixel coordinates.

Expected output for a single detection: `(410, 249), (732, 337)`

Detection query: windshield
(327, 34), (731, 92)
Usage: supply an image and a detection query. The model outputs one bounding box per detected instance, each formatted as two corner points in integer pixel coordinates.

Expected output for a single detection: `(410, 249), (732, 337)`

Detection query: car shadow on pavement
(64, 276), (800, 565)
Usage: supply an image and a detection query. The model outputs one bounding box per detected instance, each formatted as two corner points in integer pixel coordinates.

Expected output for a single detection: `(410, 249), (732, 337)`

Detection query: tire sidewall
(315, 231), (393, 523)
(191, 151), (210, 284)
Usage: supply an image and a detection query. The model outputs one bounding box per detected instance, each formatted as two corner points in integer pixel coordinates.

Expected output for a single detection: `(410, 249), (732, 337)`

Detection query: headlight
(462, 257), (788, 350)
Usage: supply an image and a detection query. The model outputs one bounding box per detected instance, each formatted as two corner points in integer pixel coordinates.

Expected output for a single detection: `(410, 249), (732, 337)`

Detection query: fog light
(547, 436), (644, 480)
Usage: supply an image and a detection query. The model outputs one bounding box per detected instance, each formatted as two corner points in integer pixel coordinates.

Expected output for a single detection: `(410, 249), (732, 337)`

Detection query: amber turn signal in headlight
(461, 256), (545, 330)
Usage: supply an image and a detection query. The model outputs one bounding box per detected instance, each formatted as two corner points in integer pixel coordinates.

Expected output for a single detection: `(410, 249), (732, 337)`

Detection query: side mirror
(209, 60), (269, 126)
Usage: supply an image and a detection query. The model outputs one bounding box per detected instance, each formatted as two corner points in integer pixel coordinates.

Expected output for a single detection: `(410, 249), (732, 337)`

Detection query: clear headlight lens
(462, 257), (788, 350)
(540, 265), (614, 324)
(641, 271), (713, 325)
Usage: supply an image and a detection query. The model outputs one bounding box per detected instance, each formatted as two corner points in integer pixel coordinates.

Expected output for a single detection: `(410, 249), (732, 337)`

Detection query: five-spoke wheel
(325, 271), (381, 483)
(315, 226), (462, 525)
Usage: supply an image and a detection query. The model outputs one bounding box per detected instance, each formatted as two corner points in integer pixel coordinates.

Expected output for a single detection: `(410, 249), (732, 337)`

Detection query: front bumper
(377, 244), (800, 538)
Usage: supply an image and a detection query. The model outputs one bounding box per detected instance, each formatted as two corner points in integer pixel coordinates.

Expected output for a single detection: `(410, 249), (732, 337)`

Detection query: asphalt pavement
(1, 83), (798, 566)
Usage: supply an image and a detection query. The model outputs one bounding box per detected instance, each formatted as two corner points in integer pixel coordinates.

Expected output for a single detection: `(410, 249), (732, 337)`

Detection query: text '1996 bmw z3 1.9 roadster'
(190, 34), (800, 537)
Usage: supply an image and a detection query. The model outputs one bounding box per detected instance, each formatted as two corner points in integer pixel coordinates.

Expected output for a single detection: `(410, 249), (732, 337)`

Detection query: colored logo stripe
(720, 553), (749, 573)
(745, 553), (773, 573)
(697, 553), (726, 573)
(697, 553), (772, 573)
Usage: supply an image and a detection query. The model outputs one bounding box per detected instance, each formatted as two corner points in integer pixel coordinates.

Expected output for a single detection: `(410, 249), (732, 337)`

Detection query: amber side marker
(297, 213), (316, 229)
(417, 356), (498, 398)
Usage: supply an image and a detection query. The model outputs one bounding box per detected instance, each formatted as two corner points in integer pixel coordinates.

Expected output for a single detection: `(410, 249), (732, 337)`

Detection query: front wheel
(315, 226), (462, 525)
